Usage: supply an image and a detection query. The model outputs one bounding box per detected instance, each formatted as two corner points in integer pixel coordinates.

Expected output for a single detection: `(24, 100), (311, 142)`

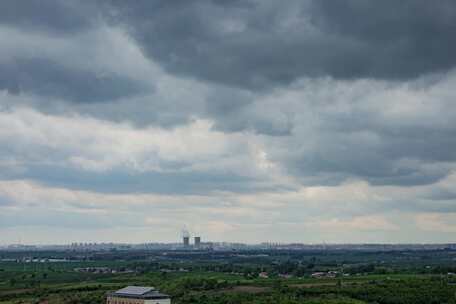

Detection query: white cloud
(415, 213), (456, 233)
(1, 173), (456, 244)
(0, 106), (250, 174)
(318, 216), (399, 232)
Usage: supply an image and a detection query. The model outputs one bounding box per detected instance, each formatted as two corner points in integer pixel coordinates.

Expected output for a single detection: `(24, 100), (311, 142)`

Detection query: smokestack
(194, 236), (201, 247)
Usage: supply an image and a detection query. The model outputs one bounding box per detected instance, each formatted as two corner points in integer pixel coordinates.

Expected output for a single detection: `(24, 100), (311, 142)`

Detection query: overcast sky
(1, 0), (456, 245)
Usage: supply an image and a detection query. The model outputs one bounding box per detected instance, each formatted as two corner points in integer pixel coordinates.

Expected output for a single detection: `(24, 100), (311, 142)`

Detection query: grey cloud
(205, 86), (292, 135)
(426, 190), (456, 201)
(0, 209), (143, 229)
(389, 199), (456, 214)
(304, 128), (456, 186)
(0, 196), (12, 207)
(0, 58), (148, 103)
(310, 0), (456, 79)
(0, 164), (274, 195)
(250, 72), (456, 186)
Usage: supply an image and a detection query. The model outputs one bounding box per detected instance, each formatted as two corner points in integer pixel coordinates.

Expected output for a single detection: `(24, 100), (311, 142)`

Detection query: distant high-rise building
(194, 237), (201, 247)
(183, 236), (190, 247)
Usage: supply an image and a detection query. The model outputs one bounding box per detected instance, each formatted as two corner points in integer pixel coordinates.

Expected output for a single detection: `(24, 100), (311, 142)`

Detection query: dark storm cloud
(0, 0), (99, 35)
(0, 58), (148, 103)
(0, 1), (149, 104)
(107, 0), (456, 89)
(310, 0), (456, 79)
(2, 0), (456, 108)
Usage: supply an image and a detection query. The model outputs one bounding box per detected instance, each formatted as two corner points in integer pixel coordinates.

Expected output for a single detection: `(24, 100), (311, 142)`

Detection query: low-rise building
(107, 286), (170, 304)
(258, 272), (269, 278)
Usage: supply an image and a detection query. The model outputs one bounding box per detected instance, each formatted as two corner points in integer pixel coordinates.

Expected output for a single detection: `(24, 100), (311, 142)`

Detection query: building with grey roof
(107, 286), (170, 304)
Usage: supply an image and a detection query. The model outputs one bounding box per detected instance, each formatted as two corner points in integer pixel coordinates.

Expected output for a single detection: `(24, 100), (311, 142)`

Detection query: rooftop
(108, 286), (170, 300)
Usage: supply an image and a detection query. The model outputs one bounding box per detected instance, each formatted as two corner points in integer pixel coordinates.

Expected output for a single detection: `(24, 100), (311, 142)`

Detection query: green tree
(9, 278), (17, 286)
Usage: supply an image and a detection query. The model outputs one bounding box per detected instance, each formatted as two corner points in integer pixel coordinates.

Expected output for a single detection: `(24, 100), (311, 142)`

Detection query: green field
(1, 249), (456, 304)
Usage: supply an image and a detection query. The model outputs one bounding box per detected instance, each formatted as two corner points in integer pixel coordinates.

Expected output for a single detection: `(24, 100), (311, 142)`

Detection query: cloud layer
(1, 0), (456, 244)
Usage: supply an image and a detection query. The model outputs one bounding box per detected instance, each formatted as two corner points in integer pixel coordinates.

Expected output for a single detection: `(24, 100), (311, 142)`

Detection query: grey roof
(115, 286), (155, 295)
(109, 286), (170, 300)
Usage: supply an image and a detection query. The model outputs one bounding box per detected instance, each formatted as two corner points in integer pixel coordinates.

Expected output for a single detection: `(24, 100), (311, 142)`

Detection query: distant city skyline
(1, 1), (456, 244)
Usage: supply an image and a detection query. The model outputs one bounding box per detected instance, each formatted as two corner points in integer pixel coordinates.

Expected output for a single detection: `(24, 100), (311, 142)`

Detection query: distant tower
(194, 237), (201, 247)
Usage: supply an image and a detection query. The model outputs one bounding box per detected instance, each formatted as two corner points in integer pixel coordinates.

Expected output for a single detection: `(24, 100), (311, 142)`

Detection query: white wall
(145, 299), (171, 304)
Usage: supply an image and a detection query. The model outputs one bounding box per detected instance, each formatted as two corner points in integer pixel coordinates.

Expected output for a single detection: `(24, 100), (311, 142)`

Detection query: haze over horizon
(1, 0), (456, 245)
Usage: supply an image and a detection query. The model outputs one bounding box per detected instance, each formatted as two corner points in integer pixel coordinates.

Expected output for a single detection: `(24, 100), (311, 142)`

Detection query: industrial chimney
(183, 236), (190, 247)
(182, 228), (190, 247)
